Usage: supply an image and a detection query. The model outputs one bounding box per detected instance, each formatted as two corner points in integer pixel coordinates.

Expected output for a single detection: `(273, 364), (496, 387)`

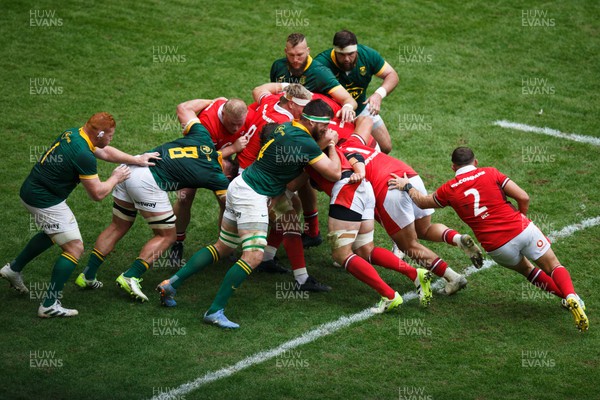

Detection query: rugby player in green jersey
(270, 32), (357, 125)
(157, 99), (342, 328)
(315, 30), (399, 154)
(271, 32), (359, 251)
(1, 112), (158, 318)
(78, 107), (235, 302)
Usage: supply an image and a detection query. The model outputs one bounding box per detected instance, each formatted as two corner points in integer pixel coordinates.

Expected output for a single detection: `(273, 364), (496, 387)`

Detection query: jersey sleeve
(433, 183), (450, 208)
(74, 150), (98, 180)
(304, 139), (326, 165)
(363, 45), (386, 75)
(490, 167), (511, 188)
(314, 64), (343, 94)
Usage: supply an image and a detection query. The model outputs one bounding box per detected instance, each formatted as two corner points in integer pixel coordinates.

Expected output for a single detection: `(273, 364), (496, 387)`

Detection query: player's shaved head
(333, 30), (358, 48)
(451, 147), (476, 166)
(85, 112), (115, 134)
(223, 98), (247, 118)
(222, 98), (247, 135)
(287, 32), (306, 47)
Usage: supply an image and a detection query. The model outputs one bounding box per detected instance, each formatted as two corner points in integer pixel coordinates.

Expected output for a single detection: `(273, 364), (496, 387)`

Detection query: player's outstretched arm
(80, 165), (130, 201)
(329, 86), (357, 124)
(94, 147), (161, 166)
(503, 180), (530, 215)
(388, 173), (439, 209)
(176, 99), (215, 126)
(252, 82), (287, 103)
(366, 63), (399, 116)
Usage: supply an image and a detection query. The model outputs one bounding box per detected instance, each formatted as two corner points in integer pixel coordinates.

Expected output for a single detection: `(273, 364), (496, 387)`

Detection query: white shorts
(330, 177), (375, 220)
(223, 176), (269, 230)
(378, 175), (434, 232)
(488, 222), (550, 267)
(22, 199), (82, 244)
(358, 105), (384, 129)
(112, 165), (173, 212)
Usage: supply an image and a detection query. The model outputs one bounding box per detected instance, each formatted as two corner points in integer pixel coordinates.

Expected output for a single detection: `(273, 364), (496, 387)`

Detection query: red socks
(550, 266), (575, 298)
(282, 232), (305, 270)
(344, 254), (395, 299)
(527, 267), (563, 297)
(442, 229), (459, 245)
(369, 247), (417, 281)
(303, 209), (319, 237)
(429, 258), (448, 277)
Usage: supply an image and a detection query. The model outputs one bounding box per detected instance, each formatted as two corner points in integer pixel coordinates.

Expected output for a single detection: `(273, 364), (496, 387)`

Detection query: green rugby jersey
(315, 44), (386, 114)
(270, 55), (342, 95)
(149, 122), (229, 195)
(242, 121), (324, 197)
(20, 127), (98, 208)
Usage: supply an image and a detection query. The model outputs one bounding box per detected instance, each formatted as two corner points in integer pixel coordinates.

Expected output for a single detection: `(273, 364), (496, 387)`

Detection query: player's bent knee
(241, 251), (264, 268)
(144, 213), (176, 230)
(59, 238), (84, 259)
(327, 230), (359, 249)
(113, 201), (137, 222)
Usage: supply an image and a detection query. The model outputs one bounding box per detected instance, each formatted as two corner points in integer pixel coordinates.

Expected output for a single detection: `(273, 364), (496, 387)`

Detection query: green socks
(43, 252), (77, 307)
(11, 232), (54, 272)
(83, 248), (106, 280)
(206, 259), (252, 315)
(170, 245), (220, 289)
(123, 258), (149, 278)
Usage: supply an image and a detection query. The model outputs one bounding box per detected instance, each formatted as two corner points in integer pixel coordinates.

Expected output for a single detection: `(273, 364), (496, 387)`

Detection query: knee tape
(144, 213), (176, 229)
(112, 202), (137, 222)
(52, 229), (83, 246)
(240, 231), (268, 252)
(327, 230), (359, 249)
(219, 228), (241, 249)
(352, 231), (374, 251)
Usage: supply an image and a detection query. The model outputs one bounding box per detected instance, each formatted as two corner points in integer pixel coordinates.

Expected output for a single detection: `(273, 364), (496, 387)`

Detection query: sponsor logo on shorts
(135, 201), (156, 208)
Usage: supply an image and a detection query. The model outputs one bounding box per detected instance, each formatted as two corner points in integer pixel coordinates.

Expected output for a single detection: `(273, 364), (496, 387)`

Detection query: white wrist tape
(375, 87), (387, 99)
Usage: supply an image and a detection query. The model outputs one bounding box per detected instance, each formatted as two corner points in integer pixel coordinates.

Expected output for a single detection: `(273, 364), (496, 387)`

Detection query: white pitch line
(150, 216), (600, 400)
(493, 120), (600, 146)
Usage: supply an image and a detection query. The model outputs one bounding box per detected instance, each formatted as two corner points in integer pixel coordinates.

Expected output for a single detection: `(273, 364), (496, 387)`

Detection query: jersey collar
(455, 164), (477, 176)
(79, 127), (96, 152)
(329, 49), (340, 69)
(292, 120), (311, 136)
(217, 102), (226, 126)
(303, 55), (313, 72)
(274, 102), (294, 120)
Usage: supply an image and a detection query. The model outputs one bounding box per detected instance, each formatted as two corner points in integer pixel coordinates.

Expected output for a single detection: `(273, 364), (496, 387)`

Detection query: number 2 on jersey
(464, 188), (488, 217)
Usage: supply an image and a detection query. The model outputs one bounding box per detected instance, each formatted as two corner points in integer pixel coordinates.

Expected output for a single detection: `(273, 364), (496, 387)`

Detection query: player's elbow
(86, 188), (107, 202)
(326, 170), (342, 182)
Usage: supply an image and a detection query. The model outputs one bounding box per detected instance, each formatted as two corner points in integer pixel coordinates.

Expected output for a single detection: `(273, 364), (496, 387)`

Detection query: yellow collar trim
(292, 120), (311, 136)
(329, 49), (341, 69)
(79, 127), (96, 152)
(303, 55), (313, 72)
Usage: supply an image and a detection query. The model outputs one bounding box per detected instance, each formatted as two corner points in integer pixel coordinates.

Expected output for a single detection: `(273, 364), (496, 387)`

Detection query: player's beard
(340, 58), (357, 72)
(288, 60), (308, 76)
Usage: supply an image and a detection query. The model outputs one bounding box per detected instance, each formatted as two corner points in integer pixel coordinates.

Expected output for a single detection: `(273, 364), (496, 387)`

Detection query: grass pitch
(1, 1), (599, 399)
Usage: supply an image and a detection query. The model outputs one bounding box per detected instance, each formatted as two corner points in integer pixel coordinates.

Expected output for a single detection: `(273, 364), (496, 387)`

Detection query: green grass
(1, 1), (599, 399)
